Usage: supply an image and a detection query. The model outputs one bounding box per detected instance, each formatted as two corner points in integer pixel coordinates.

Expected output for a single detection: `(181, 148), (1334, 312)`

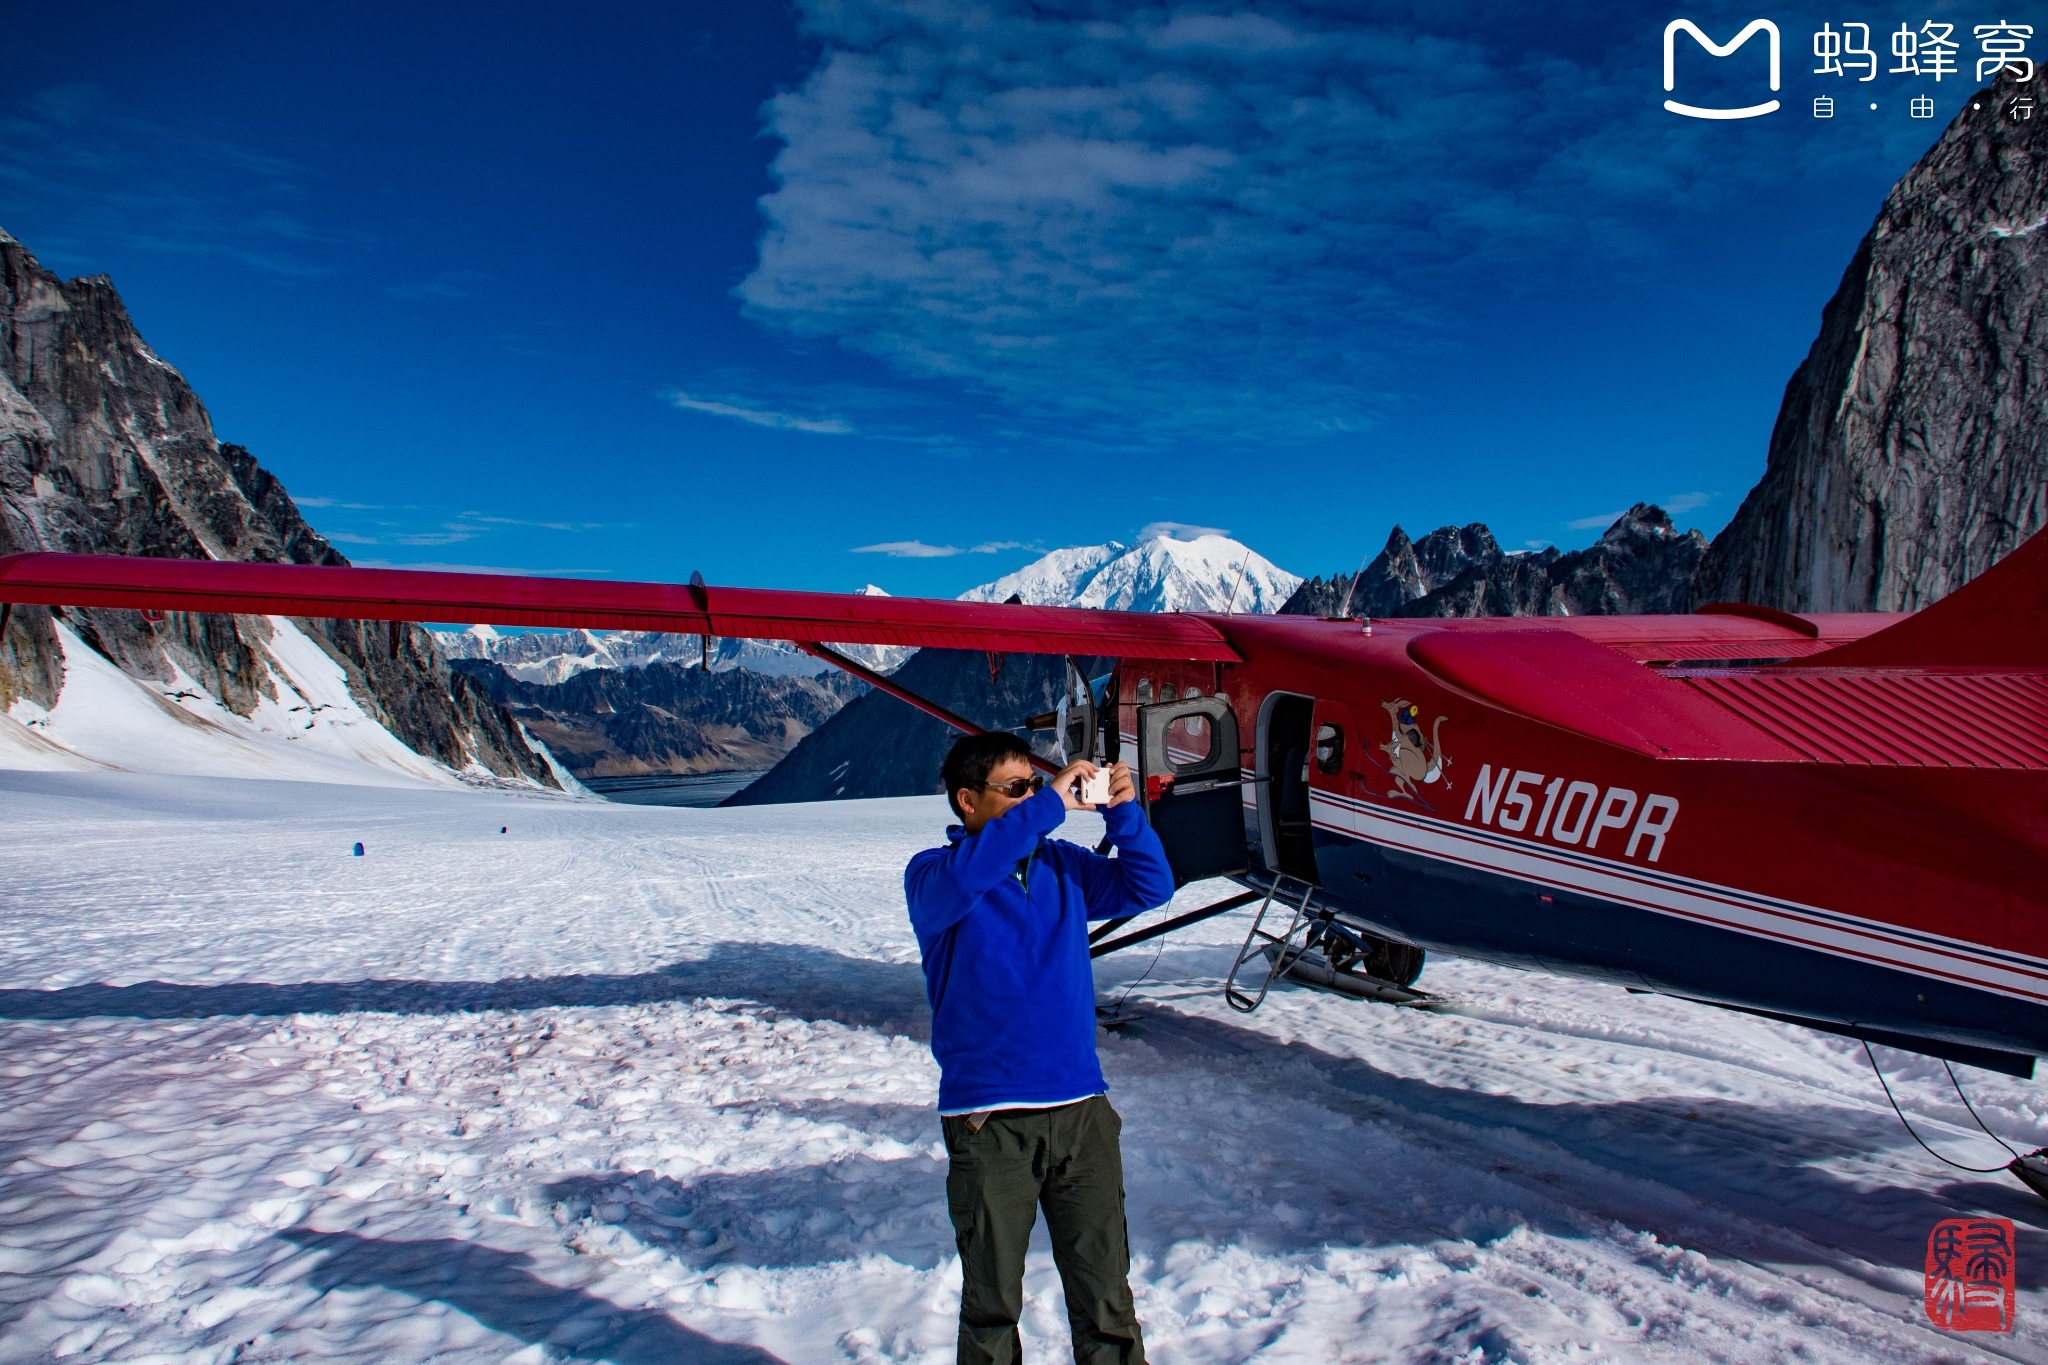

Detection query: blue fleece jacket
(905, 786), (1176, 1114)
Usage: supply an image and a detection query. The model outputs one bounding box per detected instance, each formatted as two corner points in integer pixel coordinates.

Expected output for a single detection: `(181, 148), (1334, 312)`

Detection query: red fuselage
(1123, 610), (2048, 1062)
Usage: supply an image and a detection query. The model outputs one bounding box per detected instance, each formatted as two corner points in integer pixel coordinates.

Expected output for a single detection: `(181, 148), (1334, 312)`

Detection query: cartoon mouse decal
(1379, 698), (1448, 802)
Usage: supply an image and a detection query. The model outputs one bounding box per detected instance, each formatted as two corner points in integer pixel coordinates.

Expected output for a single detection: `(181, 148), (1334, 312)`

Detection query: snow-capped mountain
(434, 627), (697, 684)
(959, 533), (1301, 613)
(430, 587), (915, 683)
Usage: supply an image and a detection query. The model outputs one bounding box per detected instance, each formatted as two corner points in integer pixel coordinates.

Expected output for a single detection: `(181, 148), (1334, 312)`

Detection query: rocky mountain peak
(1284, 521), (1499, 618)
(0, 229), (552, 783)
(1695, 69), (2048, 611)
(1600, 503), (1681, 543)
(1410, 523), (1501, 589)
(1283, 505), (1704, 620)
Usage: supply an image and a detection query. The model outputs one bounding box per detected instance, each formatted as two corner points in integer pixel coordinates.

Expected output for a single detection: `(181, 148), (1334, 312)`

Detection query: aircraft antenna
(1338, 547), (1372, 619)
(1222, 555), (1251, 614)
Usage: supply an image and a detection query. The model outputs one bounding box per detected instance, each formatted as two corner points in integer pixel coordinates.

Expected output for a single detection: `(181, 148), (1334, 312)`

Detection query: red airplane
(4, 535), (2046, 1165)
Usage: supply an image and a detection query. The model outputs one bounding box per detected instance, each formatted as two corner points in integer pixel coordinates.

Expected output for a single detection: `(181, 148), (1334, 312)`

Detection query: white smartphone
(1079, 770), (1112, 806)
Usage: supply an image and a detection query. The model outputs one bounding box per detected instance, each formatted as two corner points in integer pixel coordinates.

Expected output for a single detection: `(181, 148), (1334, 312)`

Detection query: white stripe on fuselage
(1308, 789), (2048, 1007)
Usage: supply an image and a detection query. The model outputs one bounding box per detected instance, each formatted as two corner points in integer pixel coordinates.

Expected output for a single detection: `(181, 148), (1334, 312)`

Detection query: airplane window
(1314, 722), (1344, 774)
(1160, 683), (1178, 702)
(1136, 678), (1152, 703)
(1164, 714), (1212, 771)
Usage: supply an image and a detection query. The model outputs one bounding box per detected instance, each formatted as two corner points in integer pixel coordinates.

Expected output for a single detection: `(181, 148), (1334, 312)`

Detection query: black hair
(940, 731), (1034, 818)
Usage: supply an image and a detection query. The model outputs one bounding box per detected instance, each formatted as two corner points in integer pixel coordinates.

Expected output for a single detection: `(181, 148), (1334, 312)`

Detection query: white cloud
(1139, 521), (1228, 542)
(0, 85), (363, 279)
(849, 537), (1037, 558)
(311, 507), (613, 551)
(1566, 510), (1627, 531)
(852, 540), (961, 558)
(666, 390), (854, 435)
(738, 1), (1678, 443)
(353, 560), (607, 576)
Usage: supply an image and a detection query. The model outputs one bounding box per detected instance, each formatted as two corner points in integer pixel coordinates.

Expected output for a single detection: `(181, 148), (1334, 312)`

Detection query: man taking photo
(906, 731), (1175, 1365)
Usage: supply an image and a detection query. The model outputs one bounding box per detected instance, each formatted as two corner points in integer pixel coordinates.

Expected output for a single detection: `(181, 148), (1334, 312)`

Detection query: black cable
(1861, 1040), (2010, 1173)
(1943, 1060), (2024, 1160)
(1102, 936), (1169, 1023)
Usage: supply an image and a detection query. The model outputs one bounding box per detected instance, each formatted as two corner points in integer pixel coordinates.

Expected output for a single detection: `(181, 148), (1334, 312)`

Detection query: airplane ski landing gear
(1308, 918), (1425, 988)
(2010, 1151), (2048, 1203)
(1224, 875), (1428, 1013)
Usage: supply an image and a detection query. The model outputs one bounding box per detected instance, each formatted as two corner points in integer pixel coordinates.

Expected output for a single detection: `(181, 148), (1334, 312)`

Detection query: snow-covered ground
(3, 772), (2046, 1363)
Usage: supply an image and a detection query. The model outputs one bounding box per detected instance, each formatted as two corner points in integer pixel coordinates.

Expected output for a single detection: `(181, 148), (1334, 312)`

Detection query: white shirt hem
(938, 1091), (1102, 1117)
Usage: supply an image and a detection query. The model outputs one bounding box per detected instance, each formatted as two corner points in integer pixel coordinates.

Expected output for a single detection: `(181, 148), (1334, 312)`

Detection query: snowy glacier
(2, 773), (2043, 1362)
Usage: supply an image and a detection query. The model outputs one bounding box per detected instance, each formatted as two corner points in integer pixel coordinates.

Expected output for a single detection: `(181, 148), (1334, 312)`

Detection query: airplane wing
(0, 552), (1241, 662)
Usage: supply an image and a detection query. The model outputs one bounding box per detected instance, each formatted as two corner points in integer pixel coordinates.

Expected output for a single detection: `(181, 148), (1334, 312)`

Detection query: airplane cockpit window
(1314, 723), (1344, 774)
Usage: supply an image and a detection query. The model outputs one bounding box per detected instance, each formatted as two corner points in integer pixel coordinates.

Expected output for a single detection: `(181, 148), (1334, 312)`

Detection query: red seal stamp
(1926, 1217), (2016, 1332)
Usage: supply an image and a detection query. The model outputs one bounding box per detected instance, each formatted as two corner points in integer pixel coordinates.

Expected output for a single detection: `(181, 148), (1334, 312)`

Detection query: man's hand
(1053, 760), (1100, 811)
(1103, 761), (1136, 808)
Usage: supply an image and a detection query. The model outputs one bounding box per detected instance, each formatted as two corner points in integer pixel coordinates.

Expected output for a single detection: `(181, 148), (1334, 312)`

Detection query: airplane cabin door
(1136, 695), (1247, 885)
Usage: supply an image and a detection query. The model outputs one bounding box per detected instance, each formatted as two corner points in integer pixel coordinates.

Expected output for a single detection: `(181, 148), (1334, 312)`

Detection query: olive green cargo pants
(941, 1094), (1145, 1365)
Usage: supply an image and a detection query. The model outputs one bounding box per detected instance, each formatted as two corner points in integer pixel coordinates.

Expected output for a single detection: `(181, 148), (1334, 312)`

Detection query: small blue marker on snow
(352, 842), (364, 857)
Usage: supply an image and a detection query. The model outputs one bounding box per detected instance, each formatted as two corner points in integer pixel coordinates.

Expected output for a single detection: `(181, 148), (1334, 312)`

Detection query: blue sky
(0, 0), (2024, 595)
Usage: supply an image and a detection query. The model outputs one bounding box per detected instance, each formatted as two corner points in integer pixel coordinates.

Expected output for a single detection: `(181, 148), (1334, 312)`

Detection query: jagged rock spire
(1695, 69), (2048, 612)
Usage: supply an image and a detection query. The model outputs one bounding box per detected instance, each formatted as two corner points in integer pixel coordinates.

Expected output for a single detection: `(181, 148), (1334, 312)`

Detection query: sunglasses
(972, 774), (1045, 799)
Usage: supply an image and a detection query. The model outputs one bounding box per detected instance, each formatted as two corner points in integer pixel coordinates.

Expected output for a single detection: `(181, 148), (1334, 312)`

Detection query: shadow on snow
(0, 942), (934, 1038)
(276, 1228), (786, 1364)
(1115, 996), (2048, 1295)
(541, 1154), (955, 1273)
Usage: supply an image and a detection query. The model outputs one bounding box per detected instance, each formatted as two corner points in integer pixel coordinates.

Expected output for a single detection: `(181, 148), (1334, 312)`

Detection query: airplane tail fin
(1810, 525), (2048, 670)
